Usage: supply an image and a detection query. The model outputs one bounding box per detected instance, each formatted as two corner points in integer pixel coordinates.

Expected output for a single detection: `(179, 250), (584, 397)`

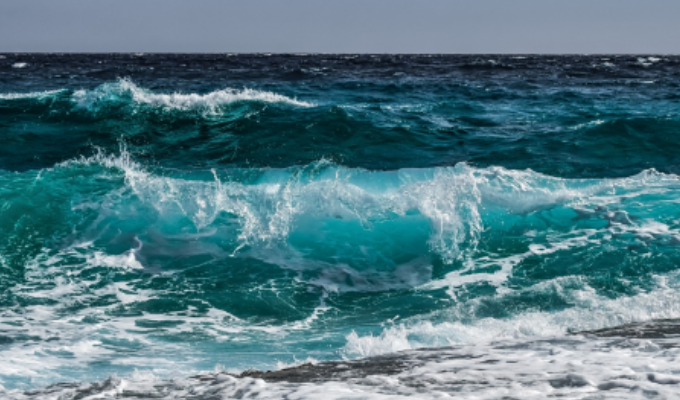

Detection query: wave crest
(72, 79), (314, 111)
(0, 89), (65, 100)
(0, 79), (313, 112)
(55, 149), (680, 270)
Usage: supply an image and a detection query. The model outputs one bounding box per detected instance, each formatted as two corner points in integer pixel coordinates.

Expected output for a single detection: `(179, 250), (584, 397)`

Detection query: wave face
(2, 54), (680, 396)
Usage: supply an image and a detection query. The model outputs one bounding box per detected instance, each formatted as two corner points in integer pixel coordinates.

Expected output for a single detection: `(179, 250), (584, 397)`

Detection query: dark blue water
(2, 54), (680, 391)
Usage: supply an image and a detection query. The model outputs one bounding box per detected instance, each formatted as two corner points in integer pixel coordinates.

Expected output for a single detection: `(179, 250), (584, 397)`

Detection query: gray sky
(1, 0), (678, 53)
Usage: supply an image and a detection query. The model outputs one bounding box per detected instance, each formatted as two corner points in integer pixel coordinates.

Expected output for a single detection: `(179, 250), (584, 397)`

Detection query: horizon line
(2, 52), (679, 56)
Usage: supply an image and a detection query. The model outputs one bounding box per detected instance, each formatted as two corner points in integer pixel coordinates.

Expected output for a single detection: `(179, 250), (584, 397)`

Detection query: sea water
(1, 54), (680, 399)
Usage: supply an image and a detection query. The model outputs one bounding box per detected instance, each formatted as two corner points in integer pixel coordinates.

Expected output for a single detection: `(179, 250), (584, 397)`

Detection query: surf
(2, 149), (680, 388)
(3, 55), (680, 396)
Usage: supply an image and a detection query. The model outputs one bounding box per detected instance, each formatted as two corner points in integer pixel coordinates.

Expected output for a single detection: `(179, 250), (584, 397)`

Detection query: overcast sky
(1, 0), (678, 53)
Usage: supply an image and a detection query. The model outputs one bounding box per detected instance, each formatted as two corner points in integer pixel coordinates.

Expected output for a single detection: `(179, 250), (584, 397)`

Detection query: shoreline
(7, 319), (680, 399)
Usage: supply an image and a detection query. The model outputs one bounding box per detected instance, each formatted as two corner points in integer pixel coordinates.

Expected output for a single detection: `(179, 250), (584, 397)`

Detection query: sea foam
(0, 89), (65, 100)
(72, 78), (314, 112)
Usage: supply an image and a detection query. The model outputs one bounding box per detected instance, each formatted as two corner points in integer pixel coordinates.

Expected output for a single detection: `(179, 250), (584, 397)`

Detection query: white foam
(5, 335), (680, 399)
(344, 273), (680, 358)
(636, 57), (662, 67)
(72, 78), (314, 112)
(11, 62), (27, 69)
(0, 90), (64, 100)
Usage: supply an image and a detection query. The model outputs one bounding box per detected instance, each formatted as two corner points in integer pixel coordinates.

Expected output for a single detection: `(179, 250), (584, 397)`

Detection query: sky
(1, 0), (679, 53)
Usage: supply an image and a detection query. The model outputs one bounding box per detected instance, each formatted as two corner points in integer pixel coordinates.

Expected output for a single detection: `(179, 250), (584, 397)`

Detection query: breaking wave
(4, 54), (680, 397)
(0, 78), (314, 112)
(72, 79), (315, 111)
(2, 148), (680, 391)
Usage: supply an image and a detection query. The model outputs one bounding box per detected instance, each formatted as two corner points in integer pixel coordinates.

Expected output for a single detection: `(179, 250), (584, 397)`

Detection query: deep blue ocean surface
(2, 54), (680, 397)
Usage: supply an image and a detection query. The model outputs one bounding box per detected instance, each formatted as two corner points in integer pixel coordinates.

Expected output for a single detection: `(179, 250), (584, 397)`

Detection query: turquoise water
(1, 54), (680, 389)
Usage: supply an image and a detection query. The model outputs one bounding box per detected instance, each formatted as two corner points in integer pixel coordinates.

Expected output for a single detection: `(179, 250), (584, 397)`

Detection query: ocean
(2, 53), (680, 399)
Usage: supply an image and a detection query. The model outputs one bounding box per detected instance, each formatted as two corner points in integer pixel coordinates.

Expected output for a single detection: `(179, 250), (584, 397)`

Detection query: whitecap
(0, 89), (64, 100)
(72, 78), (314, 112)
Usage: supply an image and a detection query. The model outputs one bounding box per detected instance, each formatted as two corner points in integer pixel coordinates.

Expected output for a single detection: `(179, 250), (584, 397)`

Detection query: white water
(4, 333), (680, 399)
(3, 151), (680, 394)
(72, 78), (315, 111)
